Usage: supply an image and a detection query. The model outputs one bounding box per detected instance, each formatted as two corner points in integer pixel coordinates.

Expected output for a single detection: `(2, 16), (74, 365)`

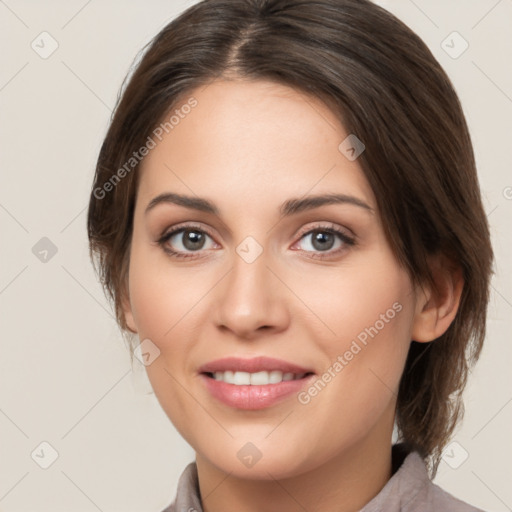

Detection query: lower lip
(200, 373), (314, 410)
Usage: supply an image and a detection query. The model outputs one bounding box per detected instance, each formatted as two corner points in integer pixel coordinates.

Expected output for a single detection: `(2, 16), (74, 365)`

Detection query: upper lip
(199, 356), (314, 375)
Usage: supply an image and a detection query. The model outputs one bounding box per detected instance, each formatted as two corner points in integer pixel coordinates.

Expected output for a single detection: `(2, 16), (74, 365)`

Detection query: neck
(195, 425), (394, 512)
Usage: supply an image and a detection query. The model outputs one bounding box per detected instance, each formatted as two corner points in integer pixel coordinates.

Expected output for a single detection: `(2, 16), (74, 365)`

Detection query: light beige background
(1, 0), (511, 511)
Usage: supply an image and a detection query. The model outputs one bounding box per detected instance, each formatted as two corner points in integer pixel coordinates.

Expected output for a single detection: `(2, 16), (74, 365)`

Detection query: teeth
(211, 370), (306, 385)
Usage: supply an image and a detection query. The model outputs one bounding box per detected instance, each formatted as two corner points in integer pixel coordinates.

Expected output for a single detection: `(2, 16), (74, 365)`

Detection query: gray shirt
(162, 443), (485, 512)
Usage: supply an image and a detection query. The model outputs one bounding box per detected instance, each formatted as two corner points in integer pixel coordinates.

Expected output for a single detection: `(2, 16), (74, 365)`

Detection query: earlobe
(124, 308), (138, 334)
(411, 256), (464, 343)
(121, 288), (138, 334)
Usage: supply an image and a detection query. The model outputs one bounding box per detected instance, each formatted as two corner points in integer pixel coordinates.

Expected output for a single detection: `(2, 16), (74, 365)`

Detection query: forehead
(137, 79), (375, 213)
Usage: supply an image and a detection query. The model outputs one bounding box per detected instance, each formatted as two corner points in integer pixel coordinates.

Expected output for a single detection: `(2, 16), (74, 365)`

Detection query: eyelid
(294, 221), (355, 241)
(158, 221), (353, 244)
(158, 221), (217, 242)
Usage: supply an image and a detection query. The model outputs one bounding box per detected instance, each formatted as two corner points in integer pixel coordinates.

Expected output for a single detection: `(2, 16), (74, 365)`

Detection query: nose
(213, 246), (290, 340)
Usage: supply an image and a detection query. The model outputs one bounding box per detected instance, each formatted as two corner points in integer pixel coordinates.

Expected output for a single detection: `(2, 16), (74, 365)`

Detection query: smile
(205, 370), (310, 385)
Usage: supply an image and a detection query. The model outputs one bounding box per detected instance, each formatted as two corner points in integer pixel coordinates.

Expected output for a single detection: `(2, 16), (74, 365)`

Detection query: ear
(411, 254), (464, 343)
(120, 282), (138, 334)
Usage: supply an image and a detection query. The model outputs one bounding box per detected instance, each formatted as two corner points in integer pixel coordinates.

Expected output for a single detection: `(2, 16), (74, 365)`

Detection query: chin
(198, 438), (322, 480)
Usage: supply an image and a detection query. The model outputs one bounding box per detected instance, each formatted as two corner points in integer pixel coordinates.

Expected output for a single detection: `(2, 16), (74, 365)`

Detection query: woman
(87, 0), (493, 510)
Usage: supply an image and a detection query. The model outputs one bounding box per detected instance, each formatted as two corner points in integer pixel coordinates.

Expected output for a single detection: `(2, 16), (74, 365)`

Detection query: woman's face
(124, 79), (420, 479)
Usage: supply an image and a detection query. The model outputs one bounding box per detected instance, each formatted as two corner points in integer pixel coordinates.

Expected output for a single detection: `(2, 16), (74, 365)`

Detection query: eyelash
(156, 222), (356, 260)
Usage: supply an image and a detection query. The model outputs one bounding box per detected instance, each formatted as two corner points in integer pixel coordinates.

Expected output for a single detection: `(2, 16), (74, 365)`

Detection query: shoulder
(427, 476), (486, 511)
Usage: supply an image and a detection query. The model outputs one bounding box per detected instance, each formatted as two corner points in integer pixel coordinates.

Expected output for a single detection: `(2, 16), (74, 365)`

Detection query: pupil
(183, 230), (205, 250)
(312, 231), (334, 251)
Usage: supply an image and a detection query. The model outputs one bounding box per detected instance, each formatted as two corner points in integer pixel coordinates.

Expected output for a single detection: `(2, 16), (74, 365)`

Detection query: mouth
(198, 356), (316, 410)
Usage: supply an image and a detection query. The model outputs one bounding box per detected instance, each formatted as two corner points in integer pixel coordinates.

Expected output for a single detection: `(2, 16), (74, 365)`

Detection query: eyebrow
(144, 192), (374, 217)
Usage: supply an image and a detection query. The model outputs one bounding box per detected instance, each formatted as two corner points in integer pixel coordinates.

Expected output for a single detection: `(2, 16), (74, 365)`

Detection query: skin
(122, 79), (462, 512)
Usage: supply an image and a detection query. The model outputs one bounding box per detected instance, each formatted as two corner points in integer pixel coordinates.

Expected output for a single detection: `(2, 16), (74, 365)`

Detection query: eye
(157, 222), (355, 260)
(293, 224), (355, 258)
(157, 224), (218, 259)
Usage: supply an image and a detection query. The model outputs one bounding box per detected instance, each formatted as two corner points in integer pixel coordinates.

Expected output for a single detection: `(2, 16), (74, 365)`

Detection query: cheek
(126, 246), (218, 392)
(289, 261), (413, 456)
(127, 249), (206, 440)
(292, 254), (414, 392)
(293, 256), (412, 341)
(128, 243), (205, 339)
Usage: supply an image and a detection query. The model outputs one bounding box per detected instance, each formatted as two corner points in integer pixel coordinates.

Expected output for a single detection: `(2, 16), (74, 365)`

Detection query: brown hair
(87, 0), (493, 476)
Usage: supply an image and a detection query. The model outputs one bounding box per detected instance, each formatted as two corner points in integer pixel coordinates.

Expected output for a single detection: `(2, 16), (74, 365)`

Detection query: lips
(198, 356), (316, 410)
(198, 356), (314, 375)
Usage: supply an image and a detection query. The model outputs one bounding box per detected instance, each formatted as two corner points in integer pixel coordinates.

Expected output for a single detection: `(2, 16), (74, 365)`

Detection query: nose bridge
(213, 238), (289, 337)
